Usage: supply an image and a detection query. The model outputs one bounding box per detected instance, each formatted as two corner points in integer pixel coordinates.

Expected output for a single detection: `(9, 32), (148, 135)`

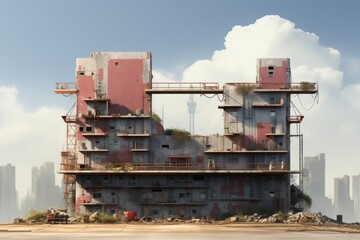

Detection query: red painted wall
(77, 76), (95, 115)
(259, 59), (288, 89)
(77, 76), (95, 141)
(107, 59), (150, 115)
(256, 122), (271, 142)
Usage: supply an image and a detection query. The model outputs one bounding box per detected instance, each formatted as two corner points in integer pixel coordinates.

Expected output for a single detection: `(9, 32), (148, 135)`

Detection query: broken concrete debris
(15, 208), (69, 224)
(16, 209), (344, 226)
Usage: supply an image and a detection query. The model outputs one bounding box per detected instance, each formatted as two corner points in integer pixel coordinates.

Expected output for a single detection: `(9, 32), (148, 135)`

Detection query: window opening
(93, 193), (102, 199)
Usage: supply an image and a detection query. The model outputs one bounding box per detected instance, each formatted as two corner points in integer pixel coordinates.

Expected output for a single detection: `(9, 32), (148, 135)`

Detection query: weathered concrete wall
(66, 55), (298, 218)
(75, 174), (289, 218)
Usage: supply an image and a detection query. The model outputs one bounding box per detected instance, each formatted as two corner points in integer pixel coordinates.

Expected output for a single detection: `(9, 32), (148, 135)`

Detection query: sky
(1, 0), (360, 204)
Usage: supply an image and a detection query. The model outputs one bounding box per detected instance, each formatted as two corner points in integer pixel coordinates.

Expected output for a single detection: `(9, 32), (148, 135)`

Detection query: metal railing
(150, 82), (220, 91)
(60, 162), (288, 171)
(55, 82), (77, 90)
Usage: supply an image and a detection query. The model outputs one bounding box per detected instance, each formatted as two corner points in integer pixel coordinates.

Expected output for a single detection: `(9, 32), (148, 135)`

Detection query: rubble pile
(14, 209), (341, 226)
(15, 208), (69, 224)
(227, 211), (337, 225)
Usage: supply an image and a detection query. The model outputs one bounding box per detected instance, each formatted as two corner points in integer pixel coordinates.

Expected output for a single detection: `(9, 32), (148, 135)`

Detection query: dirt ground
(1, 223), (360, 234)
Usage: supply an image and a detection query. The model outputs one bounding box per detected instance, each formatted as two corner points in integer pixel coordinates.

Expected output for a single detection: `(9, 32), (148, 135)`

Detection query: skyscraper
(20, 162), (62, 214)
(303, 153), (333, 216)
(0, 164), (18, 223)
(352, 174), (360, 222)
(334, 175), (354, 222)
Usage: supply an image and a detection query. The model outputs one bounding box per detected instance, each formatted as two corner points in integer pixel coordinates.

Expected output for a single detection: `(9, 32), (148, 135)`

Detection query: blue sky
(1, 0), (359, 108)
(1, 0), (360, 202)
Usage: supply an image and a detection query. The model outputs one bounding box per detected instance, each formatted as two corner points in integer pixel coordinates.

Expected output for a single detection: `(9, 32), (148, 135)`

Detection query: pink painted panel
(259, 59), (288, 89)
(107, 59), (150, 115)
(77, 76), (94, 115)
(257, 122), (271, 142)
(77, 76), (94, 141)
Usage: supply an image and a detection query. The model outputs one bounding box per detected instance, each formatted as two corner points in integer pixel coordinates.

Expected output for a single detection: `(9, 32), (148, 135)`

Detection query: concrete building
(0, 164), (18, 223)
(334, 175), (354, 222)
(352, 174), (360, 222)
(303, 153), (333, 216)
(55, 53), (317, 218)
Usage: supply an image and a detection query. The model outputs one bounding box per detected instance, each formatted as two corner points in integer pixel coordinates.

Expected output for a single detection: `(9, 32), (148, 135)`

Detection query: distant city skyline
(0, 162), (62, 223)
(20, 162), (62, 216)
(302, 153), (360, 222)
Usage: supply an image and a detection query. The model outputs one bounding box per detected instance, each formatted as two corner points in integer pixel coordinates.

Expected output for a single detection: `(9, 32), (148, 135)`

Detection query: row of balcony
(60, 162), (288, 172)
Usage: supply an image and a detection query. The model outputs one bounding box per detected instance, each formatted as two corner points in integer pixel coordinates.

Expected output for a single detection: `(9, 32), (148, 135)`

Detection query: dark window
(79, 126), (84, 132)
(192, 209), (197, 215)
(153, 209), (159, 215)
(86, 126), (92, 132)
(111, 192), (116, 196)
(161, 144), (169, 149)
(193, 176), (204, 181)
(152, 189), (162, 192)
(268, 66), (274, 78)
(271, 126), (276, 133)
(93, 193), (102, 198)
(115, 62), (119, 66)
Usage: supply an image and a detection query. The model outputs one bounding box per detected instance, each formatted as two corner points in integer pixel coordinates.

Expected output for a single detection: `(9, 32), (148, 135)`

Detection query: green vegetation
(272, 211), (287, 222)
(235, 84), (255, 96)
(24, 210), (46, 223)
(290, 184), (312, 209)
(98, 213), (119, 223)
(300, 81), (316, 91)
(164, 128), (191, 141)
(152, 112), (162, 123)
(107, 162), (134, 171)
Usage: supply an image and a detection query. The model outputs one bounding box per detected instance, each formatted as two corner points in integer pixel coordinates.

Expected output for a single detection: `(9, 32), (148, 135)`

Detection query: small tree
(290, 184), (312, 209)
(235, 84), (255, 96)
(152, 112), (162, 123)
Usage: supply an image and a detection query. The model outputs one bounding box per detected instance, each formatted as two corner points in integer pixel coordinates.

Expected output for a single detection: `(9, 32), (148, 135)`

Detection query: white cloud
(152, 15), (360, 199)
(0, 86), (66, 199)
(343, 56), (360, 77)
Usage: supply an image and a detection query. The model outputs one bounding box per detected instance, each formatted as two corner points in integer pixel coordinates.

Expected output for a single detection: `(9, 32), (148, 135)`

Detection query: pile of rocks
(227, 211), (336, 225)
(15, 208), (69, 224)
